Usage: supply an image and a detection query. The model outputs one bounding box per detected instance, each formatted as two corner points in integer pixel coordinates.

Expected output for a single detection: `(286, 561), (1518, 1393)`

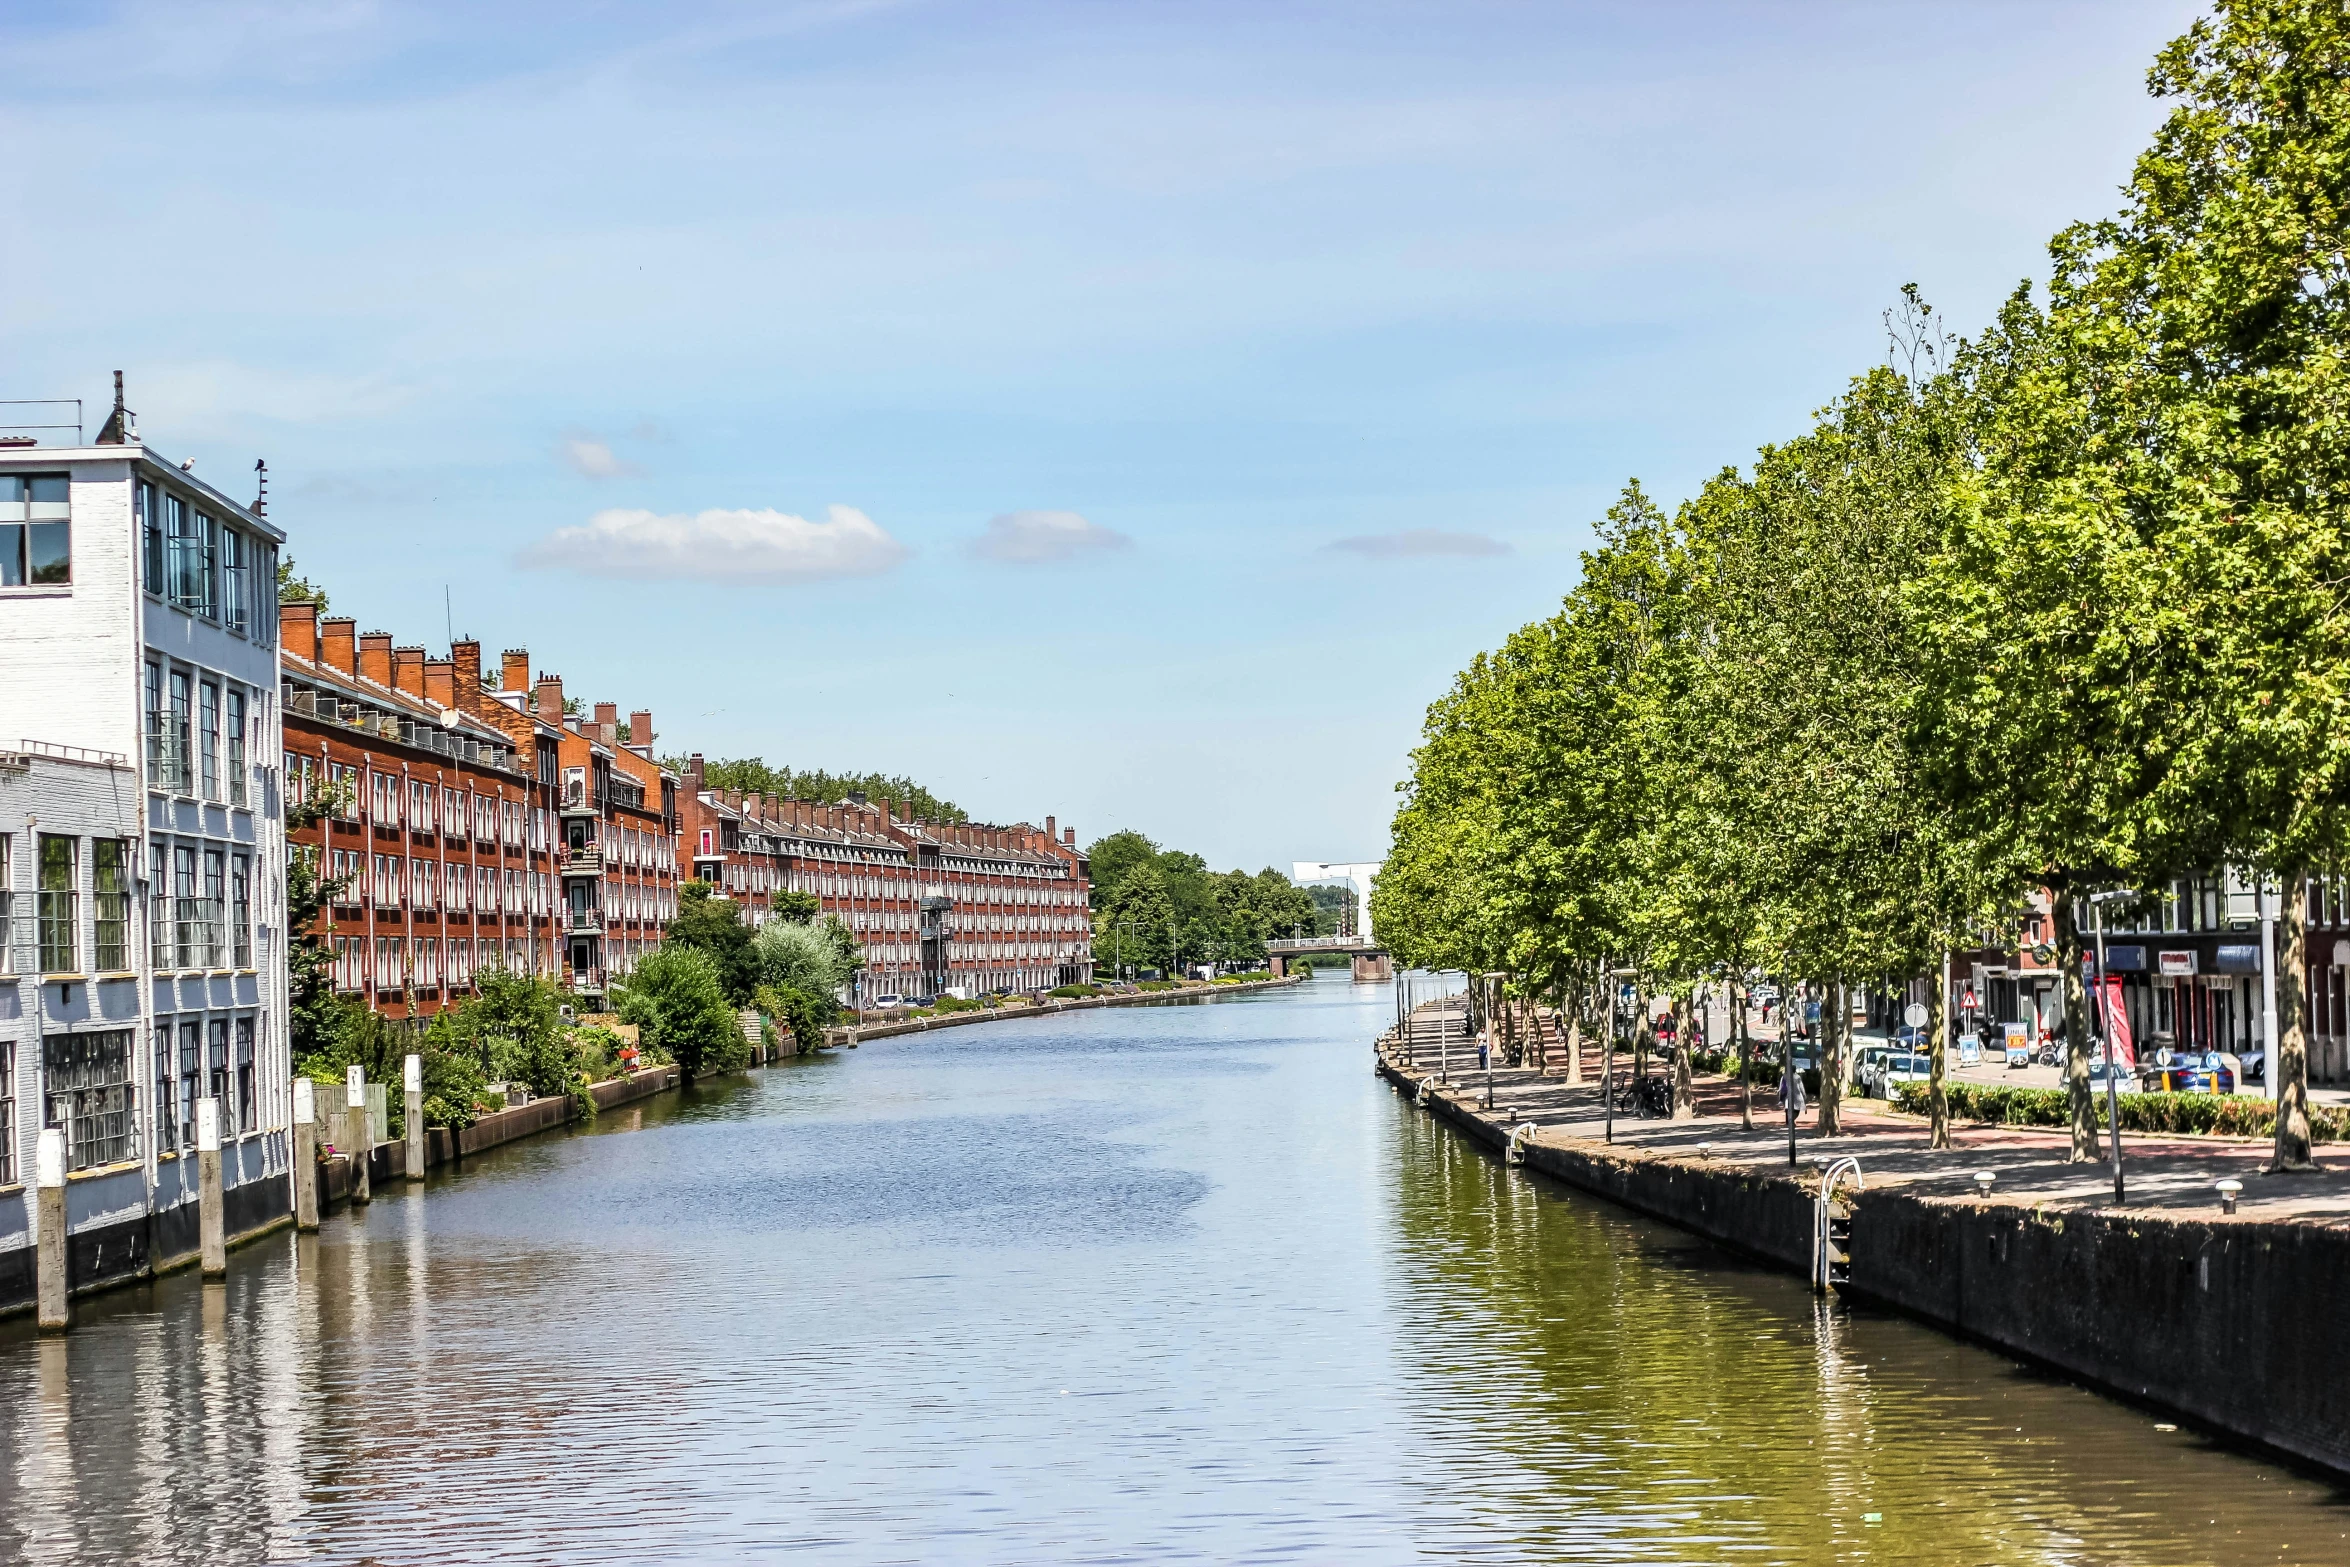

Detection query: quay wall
(1374, 1049), (2350, 1480)
(835, 974), (1307, 1046)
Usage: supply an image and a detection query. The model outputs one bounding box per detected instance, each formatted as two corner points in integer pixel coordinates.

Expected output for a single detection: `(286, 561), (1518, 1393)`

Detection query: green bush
(1890, 1080), (2345, 1142)
(1049, 983), (1101, 998)
(931, 994), (985, 1013)
(615, 946), (748, 1082)
(1217, 971), (1273, 984)
(756, 982), (835, 1054)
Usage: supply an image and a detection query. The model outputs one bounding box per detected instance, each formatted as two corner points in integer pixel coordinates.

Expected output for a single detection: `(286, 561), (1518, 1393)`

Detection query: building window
(151, 1023), (176, 1154)
(44, 1030), (136, 1171)
(198, 850), (226, 966)
(149, 843), (173, 969)
(177, 1020), (200, 1149)
(234, 1016), (255, 1133)
(0, 1040), (12, 1184)
(254, 540), (279, 646)
(231, 855), (252, 967)
(174, 845), (200, 965)
(195, 512), (218, 619)
(198, 681), (221, 800)
(140, 481), (164, 593)
(93, 839), (130, 972)
(226, 688), (248, 806)
(168, 669), (193, 794)
(206, 1019), (230, 1135)
(222, 527), (249, 634)
(0, 474), (70, 586)
(37, 834), (76, 975)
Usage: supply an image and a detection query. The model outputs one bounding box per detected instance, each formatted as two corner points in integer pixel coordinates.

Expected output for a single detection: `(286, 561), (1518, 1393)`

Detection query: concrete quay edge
(834, 974), (1309, 1045)
(1374, 1044), (2350, 1483)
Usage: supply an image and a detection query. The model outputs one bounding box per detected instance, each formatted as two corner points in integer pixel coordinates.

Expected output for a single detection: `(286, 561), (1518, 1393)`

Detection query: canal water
(3, 975), (2345, 1564)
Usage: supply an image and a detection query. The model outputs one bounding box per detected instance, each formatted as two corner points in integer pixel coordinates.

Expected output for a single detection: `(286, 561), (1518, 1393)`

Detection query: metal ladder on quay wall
(1812, 1156), (1863, 1294)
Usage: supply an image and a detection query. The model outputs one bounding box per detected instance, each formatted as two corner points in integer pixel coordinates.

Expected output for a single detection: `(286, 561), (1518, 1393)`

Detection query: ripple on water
(0, 980), (2344, 1564)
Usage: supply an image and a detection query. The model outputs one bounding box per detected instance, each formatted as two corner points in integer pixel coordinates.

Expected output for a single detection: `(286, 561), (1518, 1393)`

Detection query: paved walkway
(1393, 1001), (2350, 1226)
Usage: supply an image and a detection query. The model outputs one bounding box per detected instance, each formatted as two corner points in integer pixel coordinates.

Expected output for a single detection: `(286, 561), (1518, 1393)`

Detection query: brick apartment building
(679, 759), (1092, 1004)
(279, 604), (680, 1015)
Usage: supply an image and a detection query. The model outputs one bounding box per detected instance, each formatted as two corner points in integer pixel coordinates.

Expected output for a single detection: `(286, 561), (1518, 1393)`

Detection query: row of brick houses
(275, 609), (1093, 1018)
(678, 764), (1094, 1003)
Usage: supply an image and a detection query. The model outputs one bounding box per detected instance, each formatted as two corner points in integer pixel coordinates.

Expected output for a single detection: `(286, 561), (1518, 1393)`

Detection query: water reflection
(0, 978), (2343, 1564)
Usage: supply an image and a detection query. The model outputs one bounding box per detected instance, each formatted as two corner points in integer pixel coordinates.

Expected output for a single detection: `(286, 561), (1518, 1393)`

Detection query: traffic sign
(1903, 1002), (1928, 1028)
(1960, 989), (1978, 1010)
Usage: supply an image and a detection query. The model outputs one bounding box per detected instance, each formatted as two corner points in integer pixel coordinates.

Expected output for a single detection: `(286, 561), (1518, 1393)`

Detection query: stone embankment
(1377, 1007), (2350, 1481)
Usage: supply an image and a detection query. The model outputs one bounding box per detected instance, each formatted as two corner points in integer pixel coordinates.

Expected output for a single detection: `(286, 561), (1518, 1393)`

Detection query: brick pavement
(1390, 1000), (2350, 1226)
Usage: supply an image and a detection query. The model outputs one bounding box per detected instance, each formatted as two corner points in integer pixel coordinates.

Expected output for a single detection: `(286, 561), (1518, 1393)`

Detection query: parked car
(874, 994), (906, 1009)
(1750, 983), (1781, 1006)
(1876, 1052), (1932, 1096)
(2146, 1052), (2237, 1094)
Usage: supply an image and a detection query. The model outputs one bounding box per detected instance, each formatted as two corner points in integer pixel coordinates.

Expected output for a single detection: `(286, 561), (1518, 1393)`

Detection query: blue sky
(3, 0), (2202, 874)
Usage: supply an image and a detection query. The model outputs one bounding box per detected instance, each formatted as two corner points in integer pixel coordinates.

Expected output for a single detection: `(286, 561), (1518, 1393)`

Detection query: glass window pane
(0, 523), (22, 587)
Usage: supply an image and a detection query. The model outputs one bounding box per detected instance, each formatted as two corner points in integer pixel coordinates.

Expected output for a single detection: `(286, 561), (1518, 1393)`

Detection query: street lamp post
(2090, 889), (2135, 1207)
(1604, 965), (1637, 1145)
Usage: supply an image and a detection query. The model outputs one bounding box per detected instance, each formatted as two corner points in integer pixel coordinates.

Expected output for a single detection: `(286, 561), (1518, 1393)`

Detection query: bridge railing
(1268, 934), (1372, 950)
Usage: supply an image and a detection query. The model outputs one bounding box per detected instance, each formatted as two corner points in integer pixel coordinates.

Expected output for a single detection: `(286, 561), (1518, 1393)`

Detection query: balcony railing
(563, 847), (605, 877)
(564, 907), (604, 934)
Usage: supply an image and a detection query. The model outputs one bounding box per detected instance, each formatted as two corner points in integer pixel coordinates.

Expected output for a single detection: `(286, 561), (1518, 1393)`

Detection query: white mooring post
(35, 1128), (69, 1333)
(346, 1065), (371, 1206)
(404, 1054), (426, 1182)
(292, 1076), (319, 1231)
(197, 1096), (227, 1278)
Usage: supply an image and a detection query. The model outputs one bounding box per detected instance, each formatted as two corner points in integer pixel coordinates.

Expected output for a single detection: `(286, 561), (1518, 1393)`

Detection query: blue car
(2146, 1052), (2236, 1094)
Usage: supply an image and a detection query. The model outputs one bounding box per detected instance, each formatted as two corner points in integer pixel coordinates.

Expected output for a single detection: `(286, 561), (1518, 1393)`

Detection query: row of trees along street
(1370, 2), (2350, 1173)
(1084, 830), (1327, 976)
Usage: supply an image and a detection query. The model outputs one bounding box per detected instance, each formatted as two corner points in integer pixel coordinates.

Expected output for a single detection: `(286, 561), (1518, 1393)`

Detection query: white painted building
(0, 389), (292, 1307)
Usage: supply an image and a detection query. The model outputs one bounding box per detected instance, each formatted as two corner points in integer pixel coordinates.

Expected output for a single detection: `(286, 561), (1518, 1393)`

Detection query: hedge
(1890, 1080), (2346, 1142)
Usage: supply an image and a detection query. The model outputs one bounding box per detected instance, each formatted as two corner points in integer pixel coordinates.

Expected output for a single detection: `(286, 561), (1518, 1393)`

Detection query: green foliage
(755, 982), (834, 1055)
(285, 772), (351, 1066)
(672, 756), (966, 823)
(276, 555), (327, 611)
(1891, 1080), (2345, 1143)
(664, 881), (760, 1004)
(1085, 830), (1316, 972)
(614, 945), (746, 1082)
(1049, 983), (1101, 998)
(769, 889), (821, 923)
(295, 995), (488, 1135)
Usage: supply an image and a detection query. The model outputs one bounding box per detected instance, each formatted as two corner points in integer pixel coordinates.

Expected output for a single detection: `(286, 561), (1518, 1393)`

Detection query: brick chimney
(726, 789), (744, 811)
(391, 646), (426, 697)
(424, 658), (456, 709)
(322, 617), (358, 676)
(281, 600), (320, 663)
(534, 674), (564, 723)
(501, 649), (531, 693)
(686, 752), (705, 792)
(1064, 828), (1075, 846)
(630, 709), (653, 748)
(1045, 815), (1055, 842)
(594, 701), (617, 728)
(451, 639), (484, 709)
(358, 632), (394, 688)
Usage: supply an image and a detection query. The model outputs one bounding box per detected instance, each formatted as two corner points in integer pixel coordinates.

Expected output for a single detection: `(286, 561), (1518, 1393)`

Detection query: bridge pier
(1352, 951), (1392, 983)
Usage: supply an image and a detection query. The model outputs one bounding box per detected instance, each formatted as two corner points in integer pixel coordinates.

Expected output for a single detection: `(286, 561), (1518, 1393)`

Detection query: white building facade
(0, 407), (292, 1309)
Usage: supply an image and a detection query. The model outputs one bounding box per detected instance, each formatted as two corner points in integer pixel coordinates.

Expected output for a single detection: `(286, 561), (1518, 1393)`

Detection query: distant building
(0, 397), (293, 1302)
(678, 760), (1092, 1002)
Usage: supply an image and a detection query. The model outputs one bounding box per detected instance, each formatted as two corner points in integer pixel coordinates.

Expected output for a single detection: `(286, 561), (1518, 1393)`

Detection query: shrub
(615, 946), (747, 1082)
(1889, 1080), (2346, 1143)
(756, 981), (834, 1055)
(1050, 983), (1101, 998)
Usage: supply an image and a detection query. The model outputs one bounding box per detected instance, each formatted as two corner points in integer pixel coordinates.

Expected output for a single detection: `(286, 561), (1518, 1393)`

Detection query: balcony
(562, 847), (605, 878)
(564, 907), (604, 934)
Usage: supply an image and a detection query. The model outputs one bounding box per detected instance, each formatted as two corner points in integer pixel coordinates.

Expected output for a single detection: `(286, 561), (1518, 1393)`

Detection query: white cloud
(558, 433), (637, 479)
(519, 504), (909, 583)
(1326, 530), (1510, 560)
(972, 509), (1132, 564)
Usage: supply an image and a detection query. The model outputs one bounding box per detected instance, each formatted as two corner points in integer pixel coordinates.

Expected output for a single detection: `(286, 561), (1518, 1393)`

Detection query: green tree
(672, 756), (966, 823)
(285, 774), (347, 1067)
(614, 945), (745, 1083)
(1096, 862), (1176, 974)
(663, 880), (760, 1004)
(769, 888), (821, 923)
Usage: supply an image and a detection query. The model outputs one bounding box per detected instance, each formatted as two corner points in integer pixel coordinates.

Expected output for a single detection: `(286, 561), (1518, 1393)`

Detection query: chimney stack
(322, 617), (358, 676)
(534, 674), (564, 723)
(1064, 828), (1075, 846)
(630, 709), (653, 748)
(501, 649), (531, 693)
(358, 632), (394, 688)
(281, 600), (320, 664)
(424, 658), (455, 708)
(391, 646), (427, 697)
(450, 639), (484, 710)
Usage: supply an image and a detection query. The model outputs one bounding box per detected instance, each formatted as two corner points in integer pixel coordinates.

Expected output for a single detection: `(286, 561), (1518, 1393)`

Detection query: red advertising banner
(2100, 974), (2134, 1067)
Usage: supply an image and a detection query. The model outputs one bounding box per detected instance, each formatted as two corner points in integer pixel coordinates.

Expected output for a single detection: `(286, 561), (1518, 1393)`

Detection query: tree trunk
(1671, 990), (1696, 1119)
(1817, 978), (1844, 1136)
(1633, 987), (1652, 1090)
(1564, 978), (1585, 1085)
(2275, 869), (2316, 1172)
(1929, 950), (1951, 1150)
(2054, 885), (2100, 1162)
(1737, 978), (1753, 1131)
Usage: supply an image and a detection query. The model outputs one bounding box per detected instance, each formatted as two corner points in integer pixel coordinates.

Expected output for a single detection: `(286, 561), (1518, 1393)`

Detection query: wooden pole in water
(35, 1128), (69, 1333)
(404, 1054), (426, 1182)
(346, 1065), (371, 1206)
(198, 1097), (227, 1278)
(292, 1077), (319, 1231)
